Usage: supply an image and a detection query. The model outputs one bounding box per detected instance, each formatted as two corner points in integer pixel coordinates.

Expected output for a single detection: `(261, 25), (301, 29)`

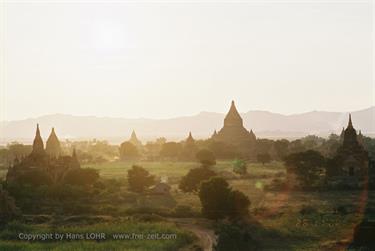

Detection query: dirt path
(164, 218), (216, 251)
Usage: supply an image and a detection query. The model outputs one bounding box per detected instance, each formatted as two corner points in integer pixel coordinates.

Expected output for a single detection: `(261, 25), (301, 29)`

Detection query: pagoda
(129, 130), (142, 147)
(328, 114), (368, 178)
(31, 124), (45, 156)
(211, 101), (256, 147)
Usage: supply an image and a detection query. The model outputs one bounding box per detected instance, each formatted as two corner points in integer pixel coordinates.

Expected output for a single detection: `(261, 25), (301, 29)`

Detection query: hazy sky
(0, 0), (373, 121)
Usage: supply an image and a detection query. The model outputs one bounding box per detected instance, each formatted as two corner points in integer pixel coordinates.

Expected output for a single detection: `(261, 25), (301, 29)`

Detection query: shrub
(215, 223), (259, 251)
(199, 177), (250, 219)
(173, 205), (196, 217)
(232, 159), (247, 175)
(0, 187), (20, 224)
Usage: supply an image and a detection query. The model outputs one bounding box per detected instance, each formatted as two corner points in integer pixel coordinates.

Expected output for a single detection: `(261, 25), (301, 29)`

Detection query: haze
(0, 0), (373, 121)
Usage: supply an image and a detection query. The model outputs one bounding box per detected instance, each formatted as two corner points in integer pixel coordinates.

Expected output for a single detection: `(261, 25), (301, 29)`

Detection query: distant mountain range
(1, 107), (374, 144)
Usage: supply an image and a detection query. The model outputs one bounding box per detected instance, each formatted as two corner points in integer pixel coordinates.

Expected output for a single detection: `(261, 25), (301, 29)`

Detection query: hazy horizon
(1, 103), (374, 123)
(1, 0), (374, 122)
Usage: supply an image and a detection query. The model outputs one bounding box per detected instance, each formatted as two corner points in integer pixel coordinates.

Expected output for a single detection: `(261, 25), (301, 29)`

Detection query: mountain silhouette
(1, 107), (374, 144)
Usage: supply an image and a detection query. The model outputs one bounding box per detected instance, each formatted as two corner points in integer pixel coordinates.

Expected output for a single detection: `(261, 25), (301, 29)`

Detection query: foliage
(199, 177), (250, 219)
(215, 223), (259, 251)
(196, 149), (216, 166)
(208, 141), (239, 159)
(256, 153), (271, 165)
(62, 168), (99, 186)
(159, 142), (183, 160)
(285, 150), (325, 188)
(127, 165), (155, 193)
(232, 159), (247, 175)
(119, 142), (140, 160)
(0, 186), (20, 224)
(179, 166), (216, 192)
(16, 169), (52, 186)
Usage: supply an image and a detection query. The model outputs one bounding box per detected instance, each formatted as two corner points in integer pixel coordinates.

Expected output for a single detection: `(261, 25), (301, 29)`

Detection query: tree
(232, 159), (247, 175)
(196, 149), (216, 166)
(119, 142), (140, 160)
(0, 186), (20, 224)
(273, 139), (289, 160)
(199, 177), (250, 219)
(215, 224), (258, 251)
(256, 139), (273, 155)
(159, 142), (182, 160)
(208, 141), (238, 159)
(17, 169), (52, 186)
(256, 153), (271, 165)
(127, 165), (155, 193)
(284, 150), (325, 188)
(63, 168), (99, 186)
(179, 167), (216, 192)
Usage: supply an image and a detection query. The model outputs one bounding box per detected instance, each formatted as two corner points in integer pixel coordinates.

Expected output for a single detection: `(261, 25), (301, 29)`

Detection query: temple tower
(31, 124), (45, 155)
(46, 127), (61, 158)
(129, 130), (142, 147)
(212, 101), (256, 147)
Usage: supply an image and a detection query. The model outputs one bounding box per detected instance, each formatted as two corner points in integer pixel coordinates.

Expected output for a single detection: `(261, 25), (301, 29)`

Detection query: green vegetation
(179, 166), (216, 192)
(199, 177), (250, 219)
(1, 160), (373, 250)
(127, 165), (155, 193)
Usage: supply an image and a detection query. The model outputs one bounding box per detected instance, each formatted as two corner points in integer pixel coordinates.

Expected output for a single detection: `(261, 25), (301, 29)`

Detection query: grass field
(1, 161), (373, 250)
(82, 160), (373, 250)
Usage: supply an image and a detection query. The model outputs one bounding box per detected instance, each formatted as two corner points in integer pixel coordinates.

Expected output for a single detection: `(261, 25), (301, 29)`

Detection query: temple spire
(348, 114), (353, 129)
(46, 127), (61, 157)
(129, 130), (142, 146)
(186, 131), (195, 146)
(224, 100), (243, 127)
(32, 124), (45, 155)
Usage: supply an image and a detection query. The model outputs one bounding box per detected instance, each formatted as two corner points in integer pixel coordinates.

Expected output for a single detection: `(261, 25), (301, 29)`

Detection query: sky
(0, 0), (374, 121)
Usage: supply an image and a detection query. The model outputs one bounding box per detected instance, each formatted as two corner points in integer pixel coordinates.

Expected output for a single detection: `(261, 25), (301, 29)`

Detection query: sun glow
(90, 21), (127, 51)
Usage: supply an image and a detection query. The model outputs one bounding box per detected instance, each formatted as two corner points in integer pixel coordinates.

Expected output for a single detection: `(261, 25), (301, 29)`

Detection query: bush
(0, 187), (20, 224)
(199, 177), (250, 220)
(173, 205), (196, 217)
(215, 223), (259, 251)
(232, 159), (247, 175)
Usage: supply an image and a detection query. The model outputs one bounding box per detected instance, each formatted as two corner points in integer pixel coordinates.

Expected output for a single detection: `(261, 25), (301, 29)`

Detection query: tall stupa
(211, 101), (256, 146)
